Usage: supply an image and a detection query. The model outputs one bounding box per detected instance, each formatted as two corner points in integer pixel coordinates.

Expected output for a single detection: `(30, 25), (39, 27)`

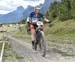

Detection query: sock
(32, 41), (34, 45)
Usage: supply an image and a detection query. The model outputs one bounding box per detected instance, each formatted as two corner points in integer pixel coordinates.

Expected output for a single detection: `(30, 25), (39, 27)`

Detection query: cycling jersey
(29, 12), (44, 23)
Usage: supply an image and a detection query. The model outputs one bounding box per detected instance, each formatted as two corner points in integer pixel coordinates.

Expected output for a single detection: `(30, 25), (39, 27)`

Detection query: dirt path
(7, 34), (75, 62)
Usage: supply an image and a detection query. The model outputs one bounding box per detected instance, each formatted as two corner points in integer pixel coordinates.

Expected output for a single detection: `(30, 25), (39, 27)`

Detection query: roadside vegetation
(0, 33), (22, 62)
(44, 0), (75, 44)
(13, 19), (75, 44)
(45, 19), (75, 44)
(46, 0), (75, 21)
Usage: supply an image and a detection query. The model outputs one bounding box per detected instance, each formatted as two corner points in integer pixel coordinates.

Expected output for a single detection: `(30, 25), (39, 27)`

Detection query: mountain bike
(34, 21), (46, 57)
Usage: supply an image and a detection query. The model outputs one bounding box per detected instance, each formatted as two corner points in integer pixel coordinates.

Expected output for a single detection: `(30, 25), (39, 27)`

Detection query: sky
(0, 0), (45, 14)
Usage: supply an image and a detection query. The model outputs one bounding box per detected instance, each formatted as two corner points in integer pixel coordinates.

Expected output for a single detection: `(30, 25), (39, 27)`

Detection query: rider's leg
(30, 24), (36, 48)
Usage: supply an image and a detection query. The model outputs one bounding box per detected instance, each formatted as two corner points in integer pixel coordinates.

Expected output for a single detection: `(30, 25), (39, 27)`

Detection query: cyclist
(27, 6), (49, 49)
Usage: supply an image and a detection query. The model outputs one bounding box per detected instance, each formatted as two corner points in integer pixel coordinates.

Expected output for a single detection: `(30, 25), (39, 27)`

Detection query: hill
(45, 19), (75, 44)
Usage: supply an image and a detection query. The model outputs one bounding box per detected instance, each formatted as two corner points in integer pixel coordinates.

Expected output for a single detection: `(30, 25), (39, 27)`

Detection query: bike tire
(40, 31), (46, 57)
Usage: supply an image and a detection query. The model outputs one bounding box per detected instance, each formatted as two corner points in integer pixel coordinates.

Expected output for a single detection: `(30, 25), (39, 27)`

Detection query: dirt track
(7, 34), (75, 62)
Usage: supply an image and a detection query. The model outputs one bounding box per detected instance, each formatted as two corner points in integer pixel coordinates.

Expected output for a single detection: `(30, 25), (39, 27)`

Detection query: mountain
(23, 6), (34, 19)
(0, 14), (4, 18)
(0, 0), (57, 23)
(40, 0), (52, 14)
(0, 6), (25, 23)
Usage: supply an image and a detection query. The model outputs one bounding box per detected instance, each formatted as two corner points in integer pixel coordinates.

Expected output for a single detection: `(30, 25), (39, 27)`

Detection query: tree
(45, 0), (73, 21)
(20, 19), (26, 24)
(59, 0), (71, 20)
(45, 1), (60, 20)
(71, 0), (75, 19)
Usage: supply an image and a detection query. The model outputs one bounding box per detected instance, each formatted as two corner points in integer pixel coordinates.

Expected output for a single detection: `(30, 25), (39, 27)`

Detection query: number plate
(32, 18), (38, 23)
(37, 21), (43, 26)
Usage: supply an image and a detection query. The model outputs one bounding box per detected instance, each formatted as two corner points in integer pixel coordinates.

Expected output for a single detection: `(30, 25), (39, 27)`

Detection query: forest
(45, 0), (75, 21)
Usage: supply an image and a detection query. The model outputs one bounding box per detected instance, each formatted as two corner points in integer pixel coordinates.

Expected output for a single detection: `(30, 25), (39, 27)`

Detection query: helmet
(35, 6), (40, 10)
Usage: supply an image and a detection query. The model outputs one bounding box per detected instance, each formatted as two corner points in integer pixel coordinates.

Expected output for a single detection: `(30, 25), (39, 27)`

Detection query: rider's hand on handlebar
(44, 18), (50, 23)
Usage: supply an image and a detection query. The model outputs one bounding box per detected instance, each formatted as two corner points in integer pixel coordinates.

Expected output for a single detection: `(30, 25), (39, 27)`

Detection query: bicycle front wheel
(40, 31), (46, 57)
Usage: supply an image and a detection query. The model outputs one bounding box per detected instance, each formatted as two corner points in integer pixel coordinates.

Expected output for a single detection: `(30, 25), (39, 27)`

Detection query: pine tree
(71, 0), (75, 19)
(59, 0), (71, 20)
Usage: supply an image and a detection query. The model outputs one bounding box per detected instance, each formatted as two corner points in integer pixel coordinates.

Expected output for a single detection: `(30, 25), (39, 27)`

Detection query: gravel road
(7, 34), (75, 62)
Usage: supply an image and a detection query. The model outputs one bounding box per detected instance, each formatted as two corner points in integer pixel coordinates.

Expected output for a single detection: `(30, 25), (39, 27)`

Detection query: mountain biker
(27, 6), (49, 49)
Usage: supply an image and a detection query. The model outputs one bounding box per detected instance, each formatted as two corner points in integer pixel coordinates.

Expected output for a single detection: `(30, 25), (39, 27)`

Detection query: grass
(0, 41), (19, 62)
(12, 19), (75, 44)
(0, 32), (22, 62)
(3, 41), (24, 62)
(45, 19), (75, 44)
(13, 25), (31, 39)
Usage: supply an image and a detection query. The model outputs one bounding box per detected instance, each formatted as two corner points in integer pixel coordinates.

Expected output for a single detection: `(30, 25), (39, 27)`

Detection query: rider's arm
(40, 13), (49, 23)
(26, 17), (31, 27)
(26, 12), (34, 23)
(44, 18), (50, 23)
(27, 17), (30, 23)
(43, 16), (50, 23)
